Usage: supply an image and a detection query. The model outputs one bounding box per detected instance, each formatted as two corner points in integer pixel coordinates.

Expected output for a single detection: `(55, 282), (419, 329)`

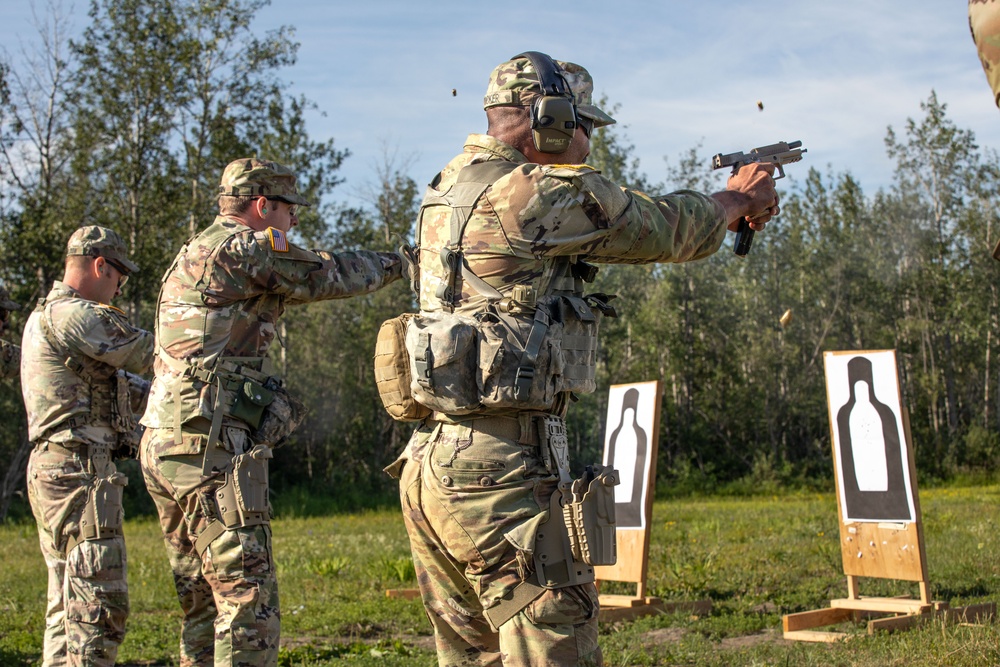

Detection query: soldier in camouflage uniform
(22, 226), (152, 667)
(971, 0), (1000, 107)
(0, 285), (22, 378)
(385, 53), (779, 666)
(139, 158), (402, 667)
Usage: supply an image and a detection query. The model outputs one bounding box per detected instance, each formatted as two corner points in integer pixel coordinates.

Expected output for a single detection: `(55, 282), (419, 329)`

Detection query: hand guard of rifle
(711, 140), (806, 257)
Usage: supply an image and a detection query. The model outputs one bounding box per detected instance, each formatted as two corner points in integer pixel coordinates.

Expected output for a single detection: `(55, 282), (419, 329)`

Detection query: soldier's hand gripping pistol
(712, 140), (806, 257)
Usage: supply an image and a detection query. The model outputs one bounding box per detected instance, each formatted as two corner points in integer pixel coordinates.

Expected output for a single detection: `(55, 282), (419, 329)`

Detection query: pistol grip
(733, 219), (754, 257)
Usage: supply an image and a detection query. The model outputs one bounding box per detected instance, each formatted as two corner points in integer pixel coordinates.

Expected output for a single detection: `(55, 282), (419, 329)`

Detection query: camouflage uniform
(139, 158), (401, 667)
(387, 56), (729, 666)
(22, 226), (151, 667)
(0, 285), (22, 379)
(971, 0), (1000, 107)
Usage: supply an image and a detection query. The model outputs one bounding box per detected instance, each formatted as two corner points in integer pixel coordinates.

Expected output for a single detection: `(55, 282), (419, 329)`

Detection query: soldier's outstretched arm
(229, 231), (402, 305)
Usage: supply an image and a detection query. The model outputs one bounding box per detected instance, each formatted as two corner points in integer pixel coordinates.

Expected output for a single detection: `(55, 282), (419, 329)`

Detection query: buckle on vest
(514, 367), (535, 400)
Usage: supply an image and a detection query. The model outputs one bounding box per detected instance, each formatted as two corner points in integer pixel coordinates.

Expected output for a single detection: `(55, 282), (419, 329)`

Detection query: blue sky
(3, 1), (998, 207)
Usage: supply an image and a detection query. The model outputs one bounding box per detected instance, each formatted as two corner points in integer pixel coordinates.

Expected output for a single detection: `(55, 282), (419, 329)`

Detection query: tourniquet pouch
(229, 379), (275, 430)
(215, 447), (270, 529)
(406, 312), (481, 414)
(375, 313), (431, 421)
(550, 295), (600, 395)
(110, 371), (136, 433)
(563, 465), (618, 566)
(79, 472), (127, 541)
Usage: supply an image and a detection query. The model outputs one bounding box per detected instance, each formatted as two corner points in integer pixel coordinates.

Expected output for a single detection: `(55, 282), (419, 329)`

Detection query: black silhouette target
(603, 383), (658, 529)
(825, 351), (915, 523)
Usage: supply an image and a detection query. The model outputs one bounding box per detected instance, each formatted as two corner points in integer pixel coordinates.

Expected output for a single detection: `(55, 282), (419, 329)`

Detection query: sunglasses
(106, 259), (130, 287)
(577, 116), (594, 139)
(267, 198), (299, 217)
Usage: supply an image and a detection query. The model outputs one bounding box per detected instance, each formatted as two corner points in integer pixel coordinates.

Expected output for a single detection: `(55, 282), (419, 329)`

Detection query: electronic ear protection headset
(512, 51), (579, 154)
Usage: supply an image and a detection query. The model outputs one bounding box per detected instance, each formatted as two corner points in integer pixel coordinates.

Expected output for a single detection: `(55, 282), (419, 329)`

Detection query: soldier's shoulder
(537, 163), (601, 180)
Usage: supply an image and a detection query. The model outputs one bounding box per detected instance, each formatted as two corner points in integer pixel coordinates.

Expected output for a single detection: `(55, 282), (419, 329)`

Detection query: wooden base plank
(782, 629), (850, 643)
(385, 588), (421, 600)
(829, 597), (933, 614)
(782, 607), (853, 633)
(598, 597), (711, 623)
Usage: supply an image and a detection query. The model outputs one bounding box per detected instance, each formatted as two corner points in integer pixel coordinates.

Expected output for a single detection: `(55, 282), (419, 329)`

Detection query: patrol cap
(0, 285), (20, 312)
(65, 225), (139, 274)
(483, 55), (616, 128)
(217, 158), (311, 207)
(970, 0), (1000, 108)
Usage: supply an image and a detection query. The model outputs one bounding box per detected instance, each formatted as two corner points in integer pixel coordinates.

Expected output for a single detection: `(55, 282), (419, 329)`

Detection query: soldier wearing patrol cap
(0, 285), (23, 379)
(22, 225), (152, 667)
(385, 53), (779, 665)
(139, 158), (402, 667)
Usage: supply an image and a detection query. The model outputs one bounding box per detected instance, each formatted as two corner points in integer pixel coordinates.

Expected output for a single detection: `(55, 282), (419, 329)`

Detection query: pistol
(711, 140), (806, 257)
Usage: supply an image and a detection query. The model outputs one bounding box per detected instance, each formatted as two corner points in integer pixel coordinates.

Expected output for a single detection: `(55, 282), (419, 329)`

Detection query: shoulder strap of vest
(427, 160), (519, 306)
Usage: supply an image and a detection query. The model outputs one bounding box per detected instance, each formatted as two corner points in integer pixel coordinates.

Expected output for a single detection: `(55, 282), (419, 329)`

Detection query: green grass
(2, 487), (999, 665)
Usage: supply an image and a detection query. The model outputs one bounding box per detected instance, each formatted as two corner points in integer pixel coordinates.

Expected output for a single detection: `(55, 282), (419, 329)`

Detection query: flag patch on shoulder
(268, 227), (288, 252)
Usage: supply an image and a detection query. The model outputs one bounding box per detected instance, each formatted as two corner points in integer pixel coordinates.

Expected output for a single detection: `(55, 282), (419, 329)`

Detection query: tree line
(2, 0), (999, 520)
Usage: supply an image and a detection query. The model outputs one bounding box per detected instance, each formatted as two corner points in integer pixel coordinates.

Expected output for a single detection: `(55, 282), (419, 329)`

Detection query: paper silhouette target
(602, 382), (659, 529)
(824, 351), (915, 523)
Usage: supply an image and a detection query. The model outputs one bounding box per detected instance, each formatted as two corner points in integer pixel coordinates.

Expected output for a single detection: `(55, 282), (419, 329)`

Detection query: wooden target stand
(595, 381), (711, 622)
(782, 351), (995, 642)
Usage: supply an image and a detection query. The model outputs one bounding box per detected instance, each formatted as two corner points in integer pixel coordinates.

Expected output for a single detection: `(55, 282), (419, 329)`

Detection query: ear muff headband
(512, 51), (578, 154)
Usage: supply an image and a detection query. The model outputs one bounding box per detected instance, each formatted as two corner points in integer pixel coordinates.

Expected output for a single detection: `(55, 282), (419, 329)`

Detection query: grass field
(2, 486), (999, 666)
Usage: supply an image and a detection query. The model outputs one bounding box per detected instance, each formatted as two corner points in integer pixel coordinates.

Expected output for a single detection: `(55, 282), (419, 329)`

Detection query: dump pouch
(251, 383), (307, 447)
(375, 313), (432, 421)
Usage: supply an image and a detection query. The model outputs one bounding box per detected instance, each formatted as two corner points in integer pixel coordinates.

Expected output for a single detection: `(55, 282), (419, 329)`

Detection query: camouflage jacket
(141, 217), (401, 440)
(21, 281), (154, 444)
(415, 134), (728, 314)
(0, 339), (20, 379)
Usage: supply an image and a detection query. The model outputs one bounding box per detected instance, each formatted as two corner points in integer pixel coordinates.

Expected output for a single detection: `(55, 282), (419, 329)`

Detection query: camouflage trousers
(390, 416), (602, 667)
(26, 441), (128, 667)
(139, 427), (279, 667)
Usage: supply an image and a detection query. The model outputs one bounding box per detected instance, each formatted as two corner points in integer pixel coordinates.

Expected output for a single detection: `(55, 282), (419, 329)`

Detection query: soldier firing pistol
(712, 140), (806, 257)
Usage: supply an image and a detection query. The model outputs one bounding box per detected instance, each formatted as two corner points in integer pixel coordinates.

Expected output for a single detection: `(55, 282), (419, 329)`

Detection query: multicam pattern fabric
(971, 0), (1000, 107)
(396, 418), (602, 666)
(140, 435), (279, 667)
(415, 134), (728, 315)
(28, 444), (129, 667)
(483, 55), (616, 127)
(65, 225), (139, 274)
(22, 281), (153, 445)
(395, 133), (729, 665)
(142, 217), (400, 432)
(140, 215), (401, 667)
(0, 338), (20, 379)
(217, 158), (311, 206)
(22, 280), (152, 667)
